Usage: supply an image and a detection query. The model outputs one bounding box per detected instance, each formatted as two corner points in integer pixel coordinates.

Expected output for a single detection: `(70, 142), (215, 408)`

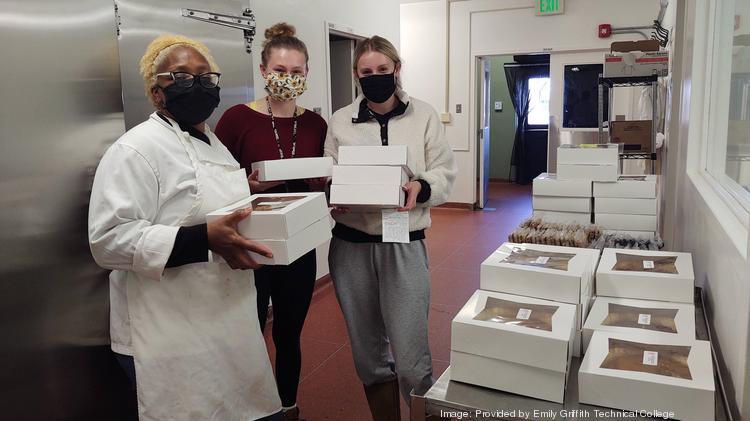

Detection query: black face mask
(359, 73), (397, 104)
(160, 83), (220, 125)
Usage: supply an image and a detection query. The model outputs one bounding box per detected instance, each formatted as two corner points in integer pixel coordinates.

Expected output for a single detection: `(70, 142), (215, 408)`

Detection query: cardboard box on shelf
(557, 144), (621, 166)
(610, 40), (661, 53)
(595, 197), (657, 215)
(596, 248), (695, 304)
(332, 165), (409, 186)
(250, 157), (333, 182)
(582, 297), (696, 352)
(557, 164), (619, 182)
(206, 192), (329, 240)
(594, 213), (657, 231)
(533, 210), (592, 225)
(604, 51), (669, 78)
(451, 290), (577, 403)
(480, 242), (600, 305)
(593, 175), (658, 198)
(579, 331), (714, 421)
(609, 120), (652, 152)
(532, 173), (592, 197)
(337, 145), (413, 175)
(218, 216), (332, 266)
(329, 184), (405, 208)
(533, 196), (592, 213)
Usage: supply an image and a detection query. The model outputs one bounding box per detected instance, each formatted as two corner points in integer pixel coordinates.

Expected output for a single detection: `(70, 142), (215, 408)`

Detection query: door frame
(323, 21), (367, 121)
(470, 50), (547, 208)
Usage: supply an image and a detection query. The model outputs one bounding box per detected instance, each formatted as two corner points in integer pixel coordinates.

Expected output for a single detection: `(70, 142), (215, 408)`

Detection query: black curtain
(504, 64), (549, 184)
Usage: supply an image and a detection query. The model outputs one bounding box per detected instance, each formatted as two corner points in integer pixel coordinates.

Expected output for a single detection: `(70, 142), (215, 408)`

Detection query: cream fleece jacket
(324, 90), (457, 235)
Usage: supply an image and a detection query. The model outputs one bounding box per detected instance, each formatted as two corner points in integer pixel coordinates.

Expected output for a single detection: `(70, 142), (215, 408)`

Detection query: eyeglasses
(155, 71), (221, 88)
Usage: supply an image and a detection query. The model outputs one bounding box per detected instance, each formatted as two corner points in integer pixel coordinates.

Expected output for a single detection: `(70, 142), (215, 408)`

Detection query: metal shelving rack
(598, 74), (659, 174)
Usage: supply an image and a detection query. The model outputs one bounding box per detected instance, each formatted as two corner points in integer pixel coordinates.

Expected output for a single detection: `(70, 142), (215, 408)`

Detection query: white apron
(127, 118), (281, 421)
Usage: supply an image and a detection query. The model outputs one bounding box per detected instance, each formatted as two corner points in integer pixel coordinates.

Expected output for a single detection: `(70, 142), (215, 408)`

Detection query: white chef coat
(88, 113), (281, 420)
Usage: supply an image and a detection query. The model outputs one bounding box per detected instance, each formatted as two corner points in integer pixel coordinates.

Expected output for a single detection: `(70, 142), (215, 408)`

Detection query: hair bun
(265, 22), (296, 40)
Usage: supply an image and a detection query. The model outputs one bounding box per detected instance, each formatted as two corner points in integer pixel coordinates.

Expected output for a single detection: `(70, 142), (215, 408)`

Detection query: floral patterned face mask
(264, 71), (307, 101)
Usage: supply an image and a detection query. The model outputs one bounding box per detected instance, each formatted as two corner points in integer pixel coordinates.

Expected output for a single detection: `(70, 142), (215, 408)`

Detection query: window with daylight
(527, 77), (551, 126)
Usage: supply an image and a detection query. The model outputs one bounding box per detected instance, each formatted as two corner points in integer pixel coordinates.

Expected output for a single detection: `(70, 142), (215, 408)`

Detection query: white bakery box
(480, 243), (600, 356)
(594, 213), (657, 231)
(533, 196), (592, 213)
(595, 197), (657, 215)
(533, 173), (592, 197)
(206, 192), (332, 265)
(450, 290), (577, 403)
(579, 331), (714, 421)
(582, 297), (696, 351)
(556, 144), (621, 182)
(533, 210), (592, 225)
(337, 145), (414, 175)
(596, 248), (695, 304)
(329, 184), (405, 209)
(250, 157), (333, 182)
(594, 175), (658, 198)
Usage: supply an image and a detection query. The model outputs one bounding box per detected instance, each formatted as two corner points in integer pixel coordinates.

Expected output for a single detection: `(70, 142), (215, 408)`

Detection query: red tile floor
(263, 182), (533, 420)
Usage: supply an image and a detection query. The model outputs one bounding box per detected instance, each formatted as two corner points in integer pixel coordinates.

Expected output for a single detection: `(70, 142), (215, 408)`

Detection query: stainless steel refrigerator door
(0, 0), (133, 419)
(115, 0), (254, 130)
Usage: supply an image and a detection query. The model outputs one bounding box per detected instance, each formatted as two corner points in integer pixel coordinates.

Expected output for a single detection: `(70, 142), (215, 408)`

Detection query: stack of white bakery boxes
(207, 192), (332, 265)
(532, 173), (592, 225)
(579, 248), (715, 421)
(450, 242), (600, 403)
(593, 175), (658, 238)
(531, 144), (620, 225)
(329, 145), (412, 208)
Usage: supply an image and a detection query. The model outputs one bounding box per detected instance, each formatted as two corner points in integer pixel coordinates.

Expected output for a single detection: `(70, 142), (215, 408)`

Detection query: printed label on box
(637, 313), (652, 325)
(643, 260), (655, 269)
(534, 256), (550, 264)
(642, 351), (659, 366)
(516, 308), (532, 320)
(381, 210), (409, 243)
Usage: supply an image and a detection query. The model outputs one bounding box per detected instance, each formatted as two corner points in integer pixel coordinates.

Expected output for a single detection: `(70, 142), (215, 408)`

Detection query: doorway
(325, 24), (366, 118)
(475, 54), (550, 208)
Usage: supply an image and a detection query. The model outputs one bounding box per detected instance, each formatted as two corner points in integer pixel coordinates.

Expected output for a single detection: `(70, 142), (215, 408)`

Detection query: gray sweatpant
(328, 236), (434, 402)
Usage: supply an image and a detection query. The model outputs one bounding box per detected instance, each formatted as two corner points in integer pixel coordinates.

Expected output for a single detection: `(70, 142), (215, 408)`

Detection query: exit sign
(536, 0), (564, 16)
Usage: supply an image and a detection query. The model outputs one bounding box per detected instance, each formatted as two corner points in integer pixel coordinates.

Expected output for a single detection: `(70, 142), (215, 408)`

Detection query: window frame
(701, 0), (750, 223)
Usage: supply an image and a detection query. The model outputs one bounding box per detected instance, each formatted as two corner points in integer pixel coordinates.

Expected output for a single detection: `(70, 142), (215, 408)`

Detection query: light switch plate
(456, 104), (462, 113)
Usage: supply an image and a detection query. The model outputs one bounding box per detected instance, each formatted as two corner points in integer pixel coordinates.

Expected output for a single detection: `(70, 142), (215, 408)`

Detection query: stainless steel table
(411, 289), (730, 420)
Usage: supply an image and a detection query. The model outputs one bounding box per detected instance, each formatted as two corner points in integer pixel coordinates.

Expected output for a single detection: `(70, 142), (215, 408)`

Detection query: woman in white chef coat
(88, 34), (282, 421)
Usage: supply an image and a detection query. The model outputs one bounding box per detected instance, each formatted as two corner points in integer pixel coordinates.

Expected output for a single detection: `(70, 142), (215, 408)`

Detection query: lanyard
(267, 97), (298, 159)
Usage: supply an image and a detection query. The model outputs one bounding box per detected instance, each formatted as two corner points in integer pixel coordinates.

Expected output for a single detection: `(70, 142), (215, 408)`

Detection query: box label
(643, 260), (655, 269)
(533, 256), (550, 264)
(516, 308), (532, 320)
(642, 351), (659, 366)
(637, 313), (652, 325)
(643, 351), (659, 365)
(381, 210), (409, 243)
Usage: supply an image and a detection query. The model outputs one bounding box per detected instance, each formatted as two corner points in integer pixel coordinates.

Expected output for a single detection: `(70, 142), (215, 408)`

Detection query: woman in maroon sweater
(215, 23), (326, 421)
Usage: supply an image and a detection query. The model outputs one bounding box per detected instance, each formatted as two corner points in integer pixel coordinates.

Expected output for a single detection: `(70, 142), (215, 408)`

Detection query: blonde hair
(352, 35), (402, 88)
(139, 34), (220, 108)
(261, 22), (309, 67)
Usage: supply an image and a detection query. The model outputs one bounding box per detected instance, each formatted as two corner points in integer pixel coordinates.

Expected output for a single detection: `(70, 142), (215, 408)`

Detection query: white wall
(251, 0), (401, 119)
(664, 0), (750, 417)
(251, 0), (400, 278)
(401, 0), (658, 204)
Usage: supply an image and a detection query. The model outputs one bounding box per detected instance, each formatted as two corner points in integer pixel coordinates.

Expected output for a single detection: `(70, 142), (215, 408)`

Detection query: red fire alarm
(598, 24), (612, 38)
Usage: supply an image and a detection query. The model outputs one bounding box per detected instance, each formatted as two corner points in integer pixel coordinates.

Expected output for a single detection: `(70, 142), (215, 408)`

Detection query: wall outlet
(494, 101), (503, 111)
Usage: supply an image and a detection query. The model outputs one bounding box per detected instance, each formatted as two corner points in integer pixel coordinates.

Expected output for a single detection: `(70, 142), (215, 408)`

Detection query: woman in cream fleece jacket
(324, 35), (456, 421)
